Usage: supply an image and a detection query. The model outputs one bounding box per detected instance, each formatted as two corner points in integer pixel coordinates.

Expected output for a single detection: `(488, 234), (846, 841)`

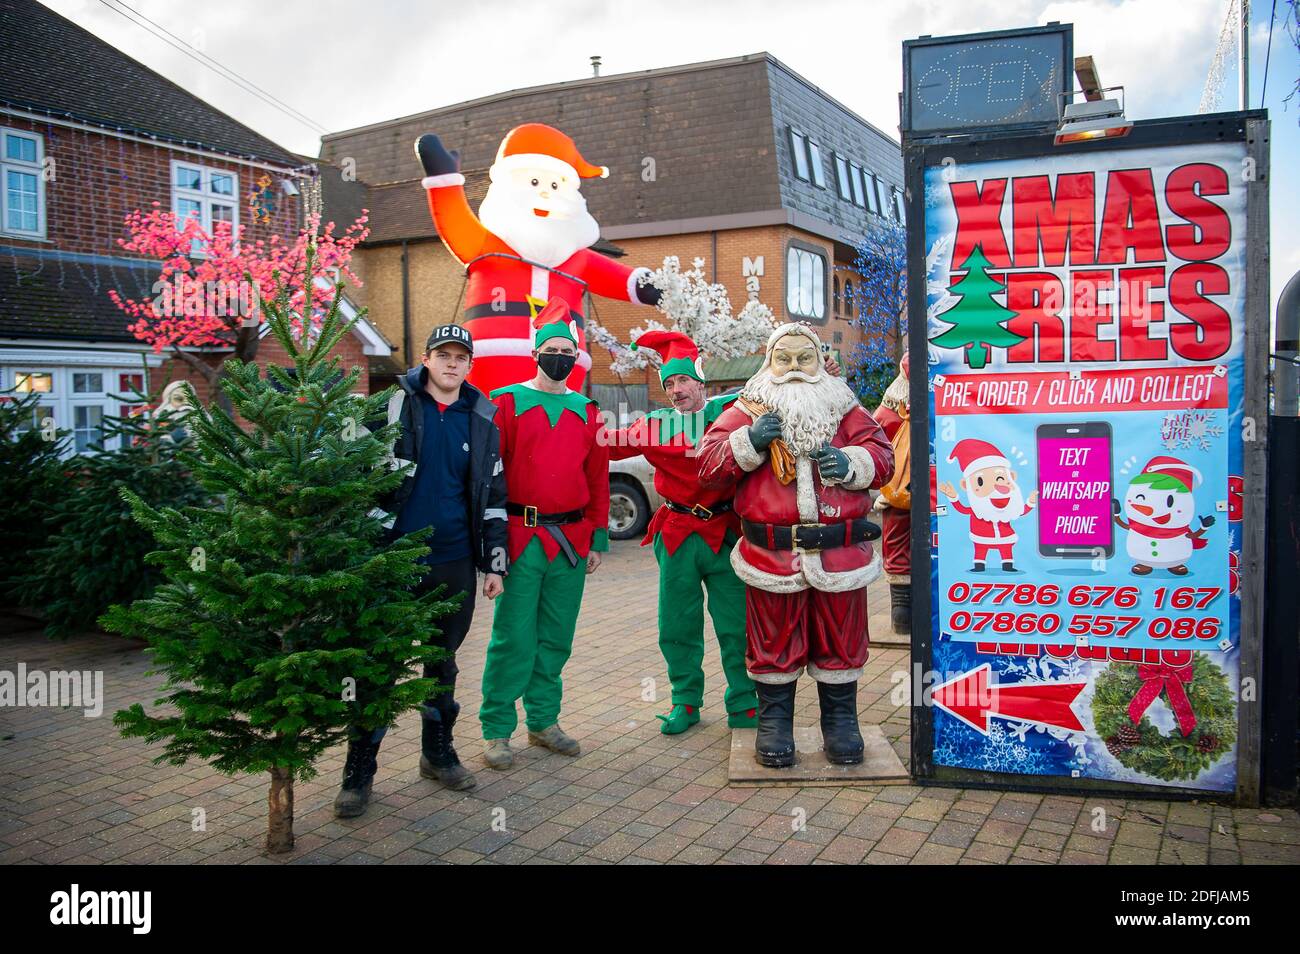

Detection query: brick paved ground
(2, 541), (1297, 865)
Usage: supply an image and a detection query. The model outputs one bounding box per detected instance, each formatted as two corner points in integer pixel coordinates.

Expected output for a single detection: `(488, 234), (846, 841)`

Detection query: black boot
(333, 729), (382, 818)
(817, 681), (864, 765)
(754, 681), (797, 768)
(889, 583), (911, 636)
(420, 702), (476, 791)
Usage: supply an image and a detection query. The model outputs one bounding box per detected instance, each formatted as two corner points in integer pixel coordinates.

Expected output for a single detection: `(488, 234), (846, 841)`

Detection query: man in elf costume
(479, 297), (610, 769)
(415, 123), (663, 394)
(697, 323), (893, 767)
(871, 352), (913, 634)
(1113, 456), (1215, 575)
(605, 330), (758, 735)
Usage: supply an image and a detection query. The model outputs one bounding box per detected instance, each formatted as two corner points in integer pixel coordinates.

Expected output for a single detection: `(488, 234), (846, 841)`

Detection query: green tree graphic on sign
(929, 245), (1025, 370)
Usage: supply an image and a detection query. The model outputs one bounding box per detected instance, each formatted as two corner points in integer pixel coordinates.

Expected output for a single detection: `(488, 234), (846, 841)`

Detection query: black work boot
(754, 681), (797, 768)
(333, 730), (382, 818)
(817, 681), (865, 765)
(889, 583), (911, 636)
(420, 702), (476, 791)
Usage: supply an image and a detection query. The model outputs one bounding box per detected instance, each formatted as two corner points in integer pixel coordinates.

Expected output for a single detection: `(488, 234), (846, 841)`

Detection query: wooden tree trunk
(266, 766), (294, 854)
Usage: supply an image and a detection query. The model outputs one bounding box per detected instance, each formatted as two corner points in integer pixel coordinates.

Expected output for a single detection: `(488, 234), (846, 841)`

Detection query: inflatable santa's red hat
(494, 123), (608, 181)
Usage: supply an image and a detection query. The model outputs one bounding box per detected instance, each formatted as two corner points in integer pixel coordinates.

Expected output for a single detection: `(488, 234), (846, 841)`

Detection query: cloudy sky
(42, 0), (1300, 311)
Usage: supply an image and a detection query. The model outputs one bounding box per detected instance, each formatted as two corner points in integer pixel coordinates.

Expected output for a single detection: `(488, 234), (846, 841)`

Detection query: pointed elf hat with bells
(630, 330), (705, 385)
(493, 123), (608, 182)
(532, 296), (581, 349)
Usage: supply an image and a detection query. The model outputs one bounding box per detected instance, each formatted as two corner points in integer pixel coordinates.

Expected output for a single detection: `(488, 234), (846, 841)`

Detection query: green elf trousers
(652, 531), (757, 716)
(480, 536), (588, 739)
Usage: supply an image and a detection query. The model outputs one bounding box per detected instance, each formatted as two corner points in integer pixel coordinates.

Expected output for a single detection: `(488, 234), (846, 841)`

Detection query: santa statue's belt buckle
(523, 505), (539, 528)
(790, 527), (821, 556)
(690, 504), (714, 519)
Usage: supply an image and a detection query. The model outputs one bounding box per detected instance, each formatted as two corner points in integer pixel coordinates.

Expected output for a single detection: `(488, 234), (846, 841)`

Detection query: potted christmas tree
(103, 249), (455, 854)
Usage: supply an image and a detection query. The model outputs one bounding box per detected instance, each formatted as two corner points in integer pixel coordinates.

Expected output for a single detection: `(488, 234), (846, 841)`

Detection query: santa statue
(938, 438), (1038, 572)
(871, 352), (912, 634)
(416, 124), (662, 394)
(1113, 456), (1215, 576)
(697, 323), (893, 768)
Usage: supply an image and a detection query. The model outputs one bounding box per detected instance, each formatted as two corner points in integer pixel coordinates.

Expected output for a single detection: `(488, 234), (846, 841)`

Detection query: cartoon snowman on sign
(1112, 456), (1216, 576)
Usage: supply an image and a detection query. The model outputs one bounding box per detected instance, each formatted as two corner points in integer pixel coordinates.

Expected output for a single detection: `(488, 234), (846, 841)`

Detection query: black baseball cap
(425, 323), (473, 354)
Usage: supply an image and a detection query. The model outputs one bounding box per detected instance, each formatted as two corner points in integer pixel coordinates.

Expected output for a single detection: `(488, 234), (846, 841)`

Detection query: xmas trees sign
(103, 251), (454, 853)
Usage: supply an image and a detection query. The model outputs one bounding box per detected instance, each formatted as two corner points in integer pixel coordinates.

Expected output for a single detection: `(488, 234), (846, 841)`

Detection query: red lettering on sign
(951, 178), (1011, 268)
(1011, 173), (1097, 268)
(1119, 266), (1167, 361)
(1097, 168), (1165, 265)
(1004, 272), (1065, 363)
(1070, 269), (1116, 361)
(1169, 262), (1232, 361)
(1165, 163), (1232, 262)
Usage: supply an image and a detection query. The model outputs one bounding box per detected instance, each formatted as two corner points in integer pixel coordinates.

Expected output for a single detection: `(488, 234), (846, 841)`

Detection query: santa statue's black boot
(817, 681), (865, 764)
(889, 583), (911, 636)
(754, 681), (797, 767)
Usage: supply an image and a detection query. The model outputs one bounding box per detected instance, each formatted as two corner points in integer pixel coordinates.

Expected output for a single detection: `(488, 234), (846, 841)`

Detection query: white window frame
(2, 363), (151, 458)
(785, 244), (826, 322)
(1, 128), (46, 239)
(171, 159), (239, 251)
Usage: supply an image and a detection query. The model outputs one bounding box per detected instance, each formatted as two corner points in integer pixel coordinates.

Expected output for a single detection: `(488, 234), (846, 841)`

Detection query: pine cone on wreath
(1196, 734), (1219, 754)
(1118, 724), (1140, 747)
(1105, 735), (1130, 757)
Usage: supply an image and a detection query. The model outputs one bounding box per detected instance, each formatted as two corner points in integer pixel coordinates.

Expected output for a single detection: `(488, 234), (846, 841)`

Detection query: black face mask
(537, 352), (577, 382)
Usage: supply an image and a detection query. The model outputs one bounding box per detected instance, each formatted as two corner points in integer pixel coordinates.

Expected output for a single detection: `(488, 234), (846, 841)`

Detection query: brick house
(0, 0), (391, 455)
(318, 52), (903, 407)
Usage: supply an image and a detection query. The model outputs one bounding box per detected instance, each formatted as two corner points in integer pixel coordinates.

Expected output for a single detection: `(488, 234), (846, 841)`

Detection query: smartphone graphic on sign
(1036, 422), (1114, 559)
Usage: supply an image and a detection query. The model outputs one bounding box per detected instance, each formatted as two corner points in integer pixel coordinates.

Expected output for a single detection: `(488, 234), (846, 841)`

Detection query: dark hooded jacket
(375, 367), (509, 576)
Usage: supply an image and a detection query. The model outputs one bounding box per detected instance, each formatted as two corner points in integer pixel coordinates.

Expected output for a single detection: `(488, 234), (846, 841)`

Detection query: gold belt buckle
(792, 523), (823, 556)
(524, 505), (539, 528)
(690, 503), (713, 519)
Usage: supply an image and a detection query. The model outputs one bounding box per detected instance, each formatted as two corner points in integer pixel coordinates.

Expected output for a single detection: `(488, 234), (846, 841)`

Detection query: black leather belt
(742, 517), (881, 553)
(506, 503), (584, 527)
(663, 498), (733, 520)
(464, 302), (585, 324)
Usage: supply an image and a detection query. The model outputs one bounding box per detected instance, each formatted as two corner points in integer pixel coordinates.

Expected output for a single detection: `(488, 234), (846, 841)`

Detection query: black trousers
(416, 556), (477, 716)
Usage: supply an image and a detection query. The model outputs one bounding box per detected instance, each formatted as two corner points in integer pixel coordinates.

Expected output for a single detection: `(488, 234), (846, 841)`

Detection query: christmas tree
(929, 245), (1024, 370)
(0, 390), (68, 596)
(102, 249), (455, 854)
(16, 387), (208, 638)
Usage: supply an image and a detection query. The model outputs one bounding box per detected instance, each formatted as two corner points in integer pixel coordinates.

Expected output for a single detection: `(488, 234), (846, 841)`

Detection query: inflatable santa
(938, 438), (1038, 572)
(1113, 456), (1215, 576)
(416, 124), (662, 394)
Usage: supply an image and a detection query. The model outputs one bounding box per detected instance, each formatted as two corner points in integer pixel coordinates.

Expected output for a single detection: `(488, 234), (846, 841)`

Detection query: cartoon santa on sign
(1113, 456), (1215, 576)
(416, 124), (663, 394)
(938, 438), (1038, 572)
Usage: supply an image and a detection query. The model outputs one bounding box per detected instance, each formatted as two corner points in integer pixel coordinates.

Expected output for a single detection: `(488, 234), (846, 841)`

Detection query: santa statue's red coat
(697, 403), (894, 592)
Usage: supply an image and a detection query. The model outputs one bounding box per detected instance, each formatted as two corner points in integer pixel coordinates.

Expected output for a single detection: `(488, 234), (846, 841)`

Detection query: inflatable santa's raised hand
(416, 123), (663, 395)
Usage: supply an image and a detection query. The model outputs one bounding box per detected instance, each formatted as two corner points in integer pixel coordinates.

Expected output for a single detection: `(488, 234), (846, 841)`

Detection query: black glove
(1200, 514), (1216, 528)
(635, 280), (662, 306)
(415, 134), (460, 178)
(748, 412), (783, 452)
(1111, 498), (1122, 515)
(812, 443), (850, 481)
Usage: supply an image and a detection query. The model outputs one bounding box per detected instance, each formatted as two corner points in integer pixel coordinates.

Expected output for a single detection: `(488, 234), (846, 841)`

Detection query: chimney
(590, 55), (601, 77)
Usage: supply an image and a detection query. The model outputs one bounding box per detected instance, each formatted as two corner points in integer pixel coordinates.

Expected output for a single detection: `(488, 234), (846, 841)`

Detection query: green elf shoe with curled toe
(727, 707), (759, 729)
(657, 704), (701, 735)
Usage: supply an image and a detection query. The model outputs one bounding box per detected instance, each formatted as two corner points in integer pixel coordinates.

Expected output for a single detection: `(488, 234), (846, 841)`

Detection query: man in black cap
(334, 323), (509, 817)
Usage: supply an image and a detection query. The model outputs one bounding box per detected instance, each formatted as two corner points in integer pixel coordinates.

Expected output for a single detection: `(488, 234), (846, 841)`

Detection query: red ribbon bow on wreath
(1127, 662), (1197, 737)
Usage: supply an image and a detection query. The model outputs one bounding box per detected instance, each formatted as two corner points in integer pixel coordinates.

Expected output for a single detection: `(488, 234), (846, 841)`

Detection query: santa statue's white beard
(740, 368), (859, 457)
(478, 180), (600, 268)
(967, 484), (1027, 523)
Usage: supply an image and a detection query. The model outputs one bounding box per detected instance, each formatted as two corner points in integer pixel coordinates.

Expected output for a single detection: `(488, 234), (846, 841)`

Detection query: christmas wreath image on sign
(1092, 653), (1235, 782)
